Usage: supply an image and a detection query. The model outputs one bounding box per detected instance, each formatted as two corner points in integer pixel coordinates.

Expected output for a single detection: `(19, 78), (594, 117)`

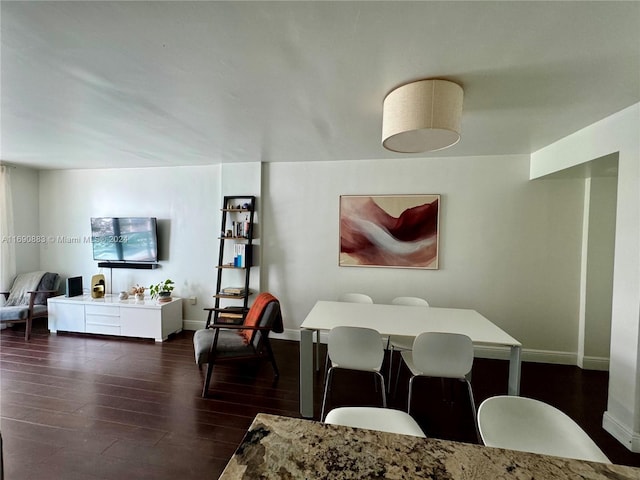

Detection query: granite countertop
(219, 413), (640, 480)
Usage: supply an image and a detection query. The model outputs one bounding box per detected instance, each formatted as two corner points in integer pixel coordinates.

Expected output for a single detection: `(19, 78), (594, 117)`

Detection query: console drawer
(85, 313), (120, 326)
(85, 304), (120, 317)
(85, 322), (121, 336)
(85, 303), (120, 334)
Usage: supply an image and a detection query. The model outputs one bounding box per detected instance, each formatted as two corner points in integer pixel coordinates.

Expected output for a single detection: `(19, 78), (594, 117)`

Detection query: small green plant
(149, 279), (175, 299)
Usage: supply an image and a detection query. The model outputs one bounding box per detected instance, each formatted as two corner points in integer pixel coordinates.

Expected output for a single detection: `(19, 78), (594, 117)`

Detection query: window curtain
(0, 165), (16, 301)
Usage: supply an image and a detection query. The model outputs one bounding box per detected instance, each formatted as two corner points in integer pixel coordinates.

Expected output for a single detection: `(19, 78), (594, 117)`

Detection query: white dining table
(299, 300), (522, 418)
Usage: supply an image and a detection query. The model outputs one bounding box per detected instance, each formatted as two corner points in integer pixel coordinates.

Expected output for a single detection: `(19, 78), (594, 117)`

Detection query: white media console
(48, 294), (183, 342)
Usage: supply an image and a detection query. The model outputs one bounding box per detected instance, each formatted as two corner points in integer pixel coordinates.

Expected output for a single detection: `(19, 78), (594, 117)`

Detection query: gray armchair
(0, 272), (60, 340)
(193, 292), (283, 398)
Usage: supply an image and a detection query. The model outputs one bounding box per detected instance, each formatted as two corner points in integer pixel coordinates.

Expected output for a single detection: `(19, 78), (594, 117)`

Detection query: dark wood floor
(1, 322), (639, 479)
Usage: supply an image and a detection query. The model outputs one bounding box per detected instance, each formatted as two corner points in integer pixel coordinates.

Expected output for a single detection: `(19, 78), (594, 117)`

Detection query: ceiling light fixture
(382, 79), (463, 153)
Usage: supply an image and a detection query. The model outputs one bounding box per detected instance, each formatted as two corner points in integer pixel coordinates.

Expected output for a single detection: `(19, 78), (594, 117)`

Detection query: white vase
(135, 293), (144, 301)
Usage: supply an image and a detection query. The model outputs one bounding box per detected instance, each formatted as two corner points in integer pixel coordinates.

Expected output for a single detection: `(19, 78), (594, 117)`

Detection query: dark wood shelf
(214, 293), (249, 300)
(211, 195), (256, 326)
(206, 306), (248, 314)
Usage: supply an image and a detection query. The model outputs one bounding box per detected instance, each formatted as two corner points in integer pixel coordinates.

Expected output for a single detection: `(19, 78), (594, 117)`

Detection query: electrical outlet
(189, 296), (197, 305)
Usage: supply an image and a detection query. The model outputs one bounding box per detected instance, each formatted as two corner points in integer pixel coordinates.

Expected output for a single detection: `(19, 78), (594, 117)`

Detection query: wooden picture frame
(339, 194), (440, 269)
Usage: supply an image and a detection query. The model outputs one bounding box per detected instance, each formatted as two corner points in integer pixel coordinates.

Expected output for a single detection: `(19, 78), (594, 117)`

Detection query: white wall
(17, 152), (603, 367)
(263, 154), (586, 361)
(584, 176), (616, 363)
(37, 166), (223, 323)
(531, 103), (640, 451)
(11, 166), (41, 273)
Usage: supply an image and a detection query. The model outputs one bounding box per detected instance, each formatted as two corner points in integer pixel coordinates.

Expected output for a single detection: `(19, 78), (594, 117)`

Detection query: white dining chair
(338, 293), (374, 304)
(387, 296), (430, 392)
(477, 395), (610, 463)
(324, 406), (426, 437)
(320, 326), (386, 421)
(315, 293), (375, 372)
(401, 331), (480, 441)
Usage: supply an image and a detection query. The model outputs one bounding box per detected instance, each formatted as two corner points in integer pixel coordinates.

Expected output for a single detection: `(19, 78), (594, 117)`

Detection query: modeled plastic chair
(315, 293), (374, 372)
(0, 271), (60, 340)
(193, 292), (284, 398)
(325, 406), (426, 437)
(477, 395), (610, 463)
(320, 326), (386, 421)
(338, 293), (374, 304)
(401, 331), (479, 440)
(387, 296), (430, 391)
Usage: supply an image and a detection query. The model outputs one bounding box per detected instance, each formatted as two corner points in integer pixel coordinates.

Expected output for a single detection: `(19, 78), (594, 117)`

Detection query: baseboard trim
(580, 356), (610, 371)
(271, 328), (323, 342)
(183, 319), (204, 331)
(603, 411), (640, 452)
(272, 329), (582, 364)
(444, 345), (580, 366)
(183, 324), (608, 370)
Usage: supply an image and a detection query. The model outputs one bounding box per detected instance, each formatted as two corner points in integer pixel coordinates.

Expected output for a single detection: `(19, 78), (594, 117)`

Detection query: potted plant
(130, 284), (145, 301)
(149, 279), (175, 302)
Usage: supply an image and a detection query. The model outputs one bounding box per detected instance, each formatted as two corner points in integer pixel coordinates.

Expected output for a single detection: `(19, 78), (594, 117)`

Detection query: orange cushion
(239, 292), (278, 344)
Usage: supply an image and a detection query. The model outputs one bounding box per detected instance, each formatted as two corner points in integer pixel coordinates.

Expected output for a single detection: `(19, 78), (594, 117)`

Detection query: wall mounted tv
(91, 217), (158, 264)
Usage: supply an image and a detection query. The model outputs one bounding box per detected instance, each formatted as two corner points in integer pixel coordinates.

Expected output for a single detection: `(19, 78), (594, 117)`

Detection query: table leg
(315, 329), (320, 372)
(300, 328), (315, 418)
(508, 345), (521, 395)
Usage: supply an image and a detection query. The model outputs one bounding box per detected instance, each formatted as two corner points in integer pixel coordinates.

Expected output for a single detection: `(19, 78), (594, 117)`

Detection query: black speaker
(66, 276), (83, 297)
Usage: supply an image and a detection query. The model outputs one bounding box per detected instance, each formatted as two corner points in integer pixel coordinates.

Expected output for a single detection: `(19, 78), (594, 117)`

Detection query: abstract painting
(339, 194), (440, 269)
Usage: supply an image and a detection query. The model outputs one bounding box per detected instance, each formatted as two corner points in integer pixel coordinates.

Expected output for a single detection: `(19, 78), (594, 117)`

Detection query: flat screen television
(91, 217), (158, 263)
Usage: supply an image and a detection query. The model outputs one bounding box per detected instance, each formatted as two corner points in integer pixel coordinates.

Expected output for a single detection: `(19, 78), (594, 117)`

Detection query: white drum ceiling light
(382, 79), (464, 153)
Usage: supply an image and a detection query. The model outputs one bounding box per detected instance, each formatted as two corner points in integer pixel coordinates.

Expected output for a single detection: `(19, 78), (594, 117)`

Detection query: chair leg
(407, 375), (416, 414)
(323, 351), (330, 379)
(375, 371), (387, 408)
(320, 367), (335, 421)
(264, 338), (279, 379)
(202, 363), (214, 398)
(387, 346), (394, 393)
(465, 378), (481, 443)
(392, 354), (404, 398)
(25, 317), (32, 341)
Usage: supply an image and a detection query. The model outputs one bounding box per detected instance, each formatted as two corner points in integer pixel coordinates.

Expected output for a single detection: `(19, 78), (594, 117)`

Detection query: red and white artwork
(339, 194), (440, 269)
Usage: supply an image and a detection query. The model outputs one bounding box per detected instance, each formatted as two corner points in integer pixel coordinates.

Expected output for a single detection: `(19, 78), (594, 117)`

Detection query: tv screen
(91, 217), (158, 263)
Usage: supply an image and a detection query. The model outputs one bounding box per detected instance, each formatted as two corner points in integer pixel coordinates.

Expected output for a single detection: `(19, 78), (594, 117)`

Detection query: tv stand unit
(48, 294), (182, 342)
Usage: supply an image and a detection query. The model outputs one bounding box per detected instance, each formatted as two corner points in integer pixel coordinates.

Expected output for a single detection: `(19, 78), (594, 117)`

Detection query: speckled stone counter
(219, 413), (640, 479)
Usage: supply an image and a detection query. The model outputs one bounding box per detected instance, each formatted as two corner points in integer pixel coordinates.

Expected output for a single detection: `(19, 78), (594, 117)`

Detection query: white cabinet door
(49, 302), (85, 333)
(120, 307), (161, 341)
(160, 299), (183, 340)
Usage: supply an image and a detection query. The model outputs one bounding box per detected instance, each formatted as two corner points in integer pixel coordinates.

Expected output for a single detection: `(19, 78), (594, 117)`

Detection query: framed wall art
(339, 194), (440, 269)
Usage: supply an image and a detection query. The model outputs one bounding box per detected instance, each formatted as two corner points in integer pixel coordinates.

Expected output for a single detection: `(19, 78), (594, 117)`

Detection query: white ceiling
(1, 1), (639, 170)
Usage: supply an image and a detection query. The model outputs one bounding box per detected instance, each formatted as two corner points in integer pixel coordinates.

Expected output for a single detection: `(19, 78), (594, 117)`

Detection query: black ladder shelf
(206, 195), (256, 327)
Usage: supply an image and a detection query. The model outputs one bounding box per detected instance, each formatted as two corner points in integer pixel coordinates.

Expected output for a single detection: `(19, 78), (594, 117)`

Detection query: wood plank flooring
(1, 322), (639, 479)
